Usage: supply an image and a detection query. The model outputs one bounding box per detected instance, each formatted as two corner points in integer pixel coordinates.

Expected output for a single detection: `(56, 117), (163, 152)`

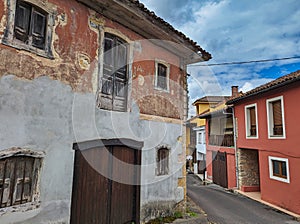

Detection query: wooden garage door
(70, 139), (142, 224)
(212, 151), (228, 188)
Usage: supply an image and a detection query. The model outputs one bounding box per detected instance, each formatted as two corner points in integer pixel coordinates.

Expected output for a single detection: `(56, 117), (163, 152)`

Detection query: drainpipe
(232, 107), (239, 189)
(222, 107), (239, 189)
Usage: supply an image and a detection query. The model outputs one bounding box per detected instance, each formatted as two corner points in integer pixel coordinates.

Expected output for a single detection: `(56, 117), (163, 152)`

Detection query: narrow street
(187, 174), (299, 224)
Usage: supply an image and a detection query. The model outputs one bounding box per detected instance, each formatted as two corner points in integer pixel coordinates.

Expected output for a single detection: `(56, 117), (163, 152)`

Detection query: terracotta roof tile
(227, 70), (300, 104)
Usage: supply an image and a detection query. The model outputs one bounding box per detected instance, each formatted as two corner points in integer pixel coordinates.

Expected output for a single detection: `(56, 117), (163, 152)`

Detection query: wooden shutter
(113, 39), (127, 111)
(157, 63), (167, 89)
(249, 107), (256, 136)
(14, 2), (31, 43)
(101, 34), (127, 111)
(272, 100), (283, 135)
(31, 8), (47, 49)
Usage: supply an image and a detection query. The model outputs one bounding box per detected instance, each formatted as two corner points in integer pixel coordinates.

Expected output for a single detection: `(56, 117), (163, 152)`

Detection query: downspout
(232, 107), (239, 189)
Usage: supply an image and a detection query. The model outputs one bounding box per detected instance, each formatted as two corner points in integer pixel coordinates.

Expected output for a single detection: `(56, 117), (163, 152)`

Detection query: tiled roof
(192, 96), (230, 105)
(127, 0), (211, 60)
(227, 70), (300, 104)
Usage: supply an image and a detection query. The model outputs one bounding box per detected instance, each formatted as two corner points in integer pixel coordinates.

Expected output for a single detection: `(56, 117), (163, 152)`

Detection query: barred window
(0, 156), (41, 208)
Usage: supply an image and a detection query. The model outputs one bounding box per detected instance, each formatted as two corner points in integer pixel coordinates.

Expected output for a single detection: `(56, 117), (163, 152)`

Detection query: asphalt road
(187, 174), (299, 224)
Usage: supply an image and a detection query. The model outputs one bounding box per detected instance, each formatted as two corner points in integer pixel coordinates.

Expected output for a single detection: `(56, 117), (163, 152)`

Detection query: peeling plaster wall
(0, 75), (185, 223)
(0, 0), (187, 223)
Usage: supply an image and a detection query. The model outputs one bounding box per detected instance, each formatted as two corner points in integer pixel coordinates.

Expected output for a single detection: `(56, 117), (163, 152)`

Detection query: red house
(227, 70), (300, 215)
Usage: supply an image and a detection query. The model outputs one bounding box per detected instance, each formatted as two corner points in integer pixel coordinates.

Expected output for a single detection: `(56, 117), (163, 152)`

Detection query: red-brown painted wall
(234, 82), (300, 214)
(0, 0), (185, 118)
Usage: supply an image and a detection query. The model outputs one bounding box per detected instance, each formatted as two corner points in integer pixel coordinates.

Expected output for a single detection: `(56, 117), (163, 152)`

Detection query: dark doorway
(212, 151), (228, 188)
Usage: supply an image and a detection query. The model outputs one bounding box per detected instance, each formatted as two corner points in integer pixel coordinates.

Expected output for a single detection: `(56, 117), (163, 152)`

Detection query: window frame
(154, 60), (170, 92)
(2, 0), (55, 59)
(156, 148), (169, 176)
(245, 103), (258, 139)
(266, 96), (286, 139)
(268, 156), (290, 183)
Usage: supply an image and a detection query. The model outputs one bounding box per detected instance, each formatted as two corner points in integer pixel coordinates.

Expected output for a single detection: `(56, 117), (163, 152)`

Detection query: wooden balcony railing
(209, 134), (234, 147)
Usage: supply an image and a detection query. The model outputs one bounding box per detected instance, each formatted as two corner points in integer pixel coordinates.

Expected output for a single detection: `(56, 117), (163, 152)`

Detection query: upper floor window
(155, 61), (169, 91)
(2, 0), (54, 58)
(266, 96), (285, 138)
(14, 1), (47, 49)
(0, 156), (42, 208)
(268, 156), (289, 183)
(99, 33), (128, 112)
(245, 103), (258, 138)
(156, 148), (169, 176)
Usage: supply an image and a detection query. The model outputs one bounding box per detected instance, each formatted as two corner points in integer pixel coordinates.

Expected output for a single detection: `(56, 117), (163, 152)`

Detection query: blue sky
(140, 0), (300, 115)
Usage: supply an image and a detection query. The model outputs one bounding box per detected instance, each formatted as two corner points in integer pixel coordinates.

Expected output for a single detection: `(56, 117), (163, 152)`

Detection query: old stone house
(0, 0), (210, 223)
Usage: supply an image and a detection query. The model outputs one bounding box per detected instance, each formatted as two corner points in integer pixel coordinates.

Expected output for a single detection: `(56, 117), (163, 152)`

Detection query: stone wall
(238, 148), (260, 188)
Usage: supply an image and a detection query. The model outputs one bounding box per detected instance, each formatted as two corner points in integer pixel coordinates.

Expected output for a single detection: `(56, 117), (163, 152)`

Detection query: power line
(188, 56), (300, 67)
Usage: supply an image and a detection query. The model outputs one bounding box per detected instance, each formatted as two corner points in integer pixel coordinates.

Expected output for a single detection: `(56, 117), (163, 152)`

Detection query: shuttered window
(245, 104), (257, 138)
(14, 1), (48, 50)
(100, 33), (128, 112)
(272, 100), (283, 135)
(0, 156), (41, 208)
(157, 148), (169, 176)
(267, 97), (284, 137)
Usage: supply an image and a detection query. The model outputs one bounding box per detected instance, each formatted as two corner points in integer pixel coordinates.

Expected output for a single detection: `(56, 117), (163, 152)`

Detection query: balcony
(209, 134), (234, 147)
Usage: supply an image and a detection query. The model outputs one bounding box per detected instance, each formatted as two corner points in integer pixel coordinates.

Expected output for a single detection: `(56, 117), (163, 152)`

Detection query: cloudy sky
(140, 0), (300, 115)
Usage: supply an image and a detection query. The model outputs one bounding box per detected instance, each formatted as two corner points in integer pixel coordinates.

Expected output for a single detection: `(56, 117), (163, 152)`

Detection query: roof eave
(77, 0), (211, 63)
(227, 77), (300, 105)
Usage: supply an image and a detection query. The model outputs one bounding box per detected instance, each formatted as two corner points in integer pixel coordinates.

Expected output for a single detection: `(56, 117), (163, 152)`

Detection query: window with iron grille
(245, 104), (258, 138)
(268, 156), (289, 183)
(99, 33), (128, 112)
(267, 96), (285, 138)
(155, 61), (169, 91)
(0, 156), (41, 208)
(156, 148), (169, 176)
(2, 0), (54, 58)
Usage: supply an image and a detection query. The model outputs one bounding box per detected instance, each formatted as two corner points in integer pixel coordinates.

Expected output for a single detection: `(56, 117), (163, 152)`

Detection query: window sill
(154, 86), (169, 93)
(268, 135), (286, 139)
(2, 38), (54, 59)
(0, 201), (41, 217)
(246, 136), (258, 139)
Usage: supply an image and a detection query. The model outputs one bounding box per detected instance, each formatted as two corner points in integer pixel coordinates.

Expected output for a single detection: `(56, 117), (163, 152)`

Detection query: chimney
(231, 86), (239, 97)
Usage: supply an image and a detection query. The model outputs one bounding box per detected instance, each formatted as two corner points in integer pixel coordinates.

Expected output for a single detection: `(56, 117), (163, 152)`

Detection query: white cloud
(140, 0), (300, 116)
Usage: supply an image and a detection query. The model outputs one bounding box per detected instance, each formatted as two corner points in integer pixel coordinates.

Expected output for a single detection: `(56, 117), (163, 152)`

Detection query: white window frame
(266, 96), (286, 139)
(154, 59), (170, 92)
(268, 156), (290, 183)
(245, 103), (258, 139)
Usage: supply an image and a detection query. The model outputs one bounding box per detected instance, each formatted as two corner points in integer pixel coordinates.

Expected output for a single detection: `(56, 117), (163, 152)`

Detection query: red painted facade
(233, 81), (300, 215)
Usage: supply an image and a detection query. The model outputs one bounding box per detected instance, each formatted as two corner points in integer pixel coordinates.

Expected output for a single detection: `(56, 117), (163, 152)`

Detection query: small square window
(266, 96), (285, 138)
(268, 156), (290, 183)
(245, 104), (258, 138)
(155, 61), (169, 91)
